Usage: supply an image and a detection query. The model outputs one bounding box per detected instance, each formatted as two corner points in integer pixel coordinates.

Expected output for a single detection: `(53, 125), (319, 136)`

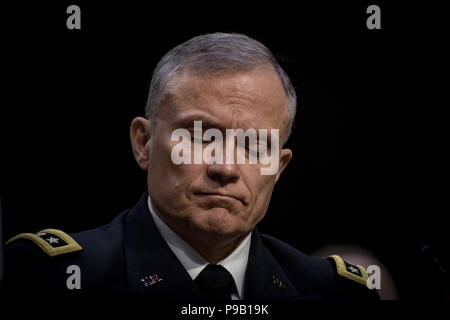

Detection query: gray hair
(145, 32), (297, 143)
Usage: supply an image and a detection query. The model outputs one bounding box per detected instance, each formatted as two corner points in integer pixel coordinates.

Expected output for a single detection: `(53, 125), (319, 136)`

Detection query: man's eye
(190, 133), (209, 144)
(245, 141), (260, 157)
(247, 143), (258, 152)
(191, 136), (204, 143)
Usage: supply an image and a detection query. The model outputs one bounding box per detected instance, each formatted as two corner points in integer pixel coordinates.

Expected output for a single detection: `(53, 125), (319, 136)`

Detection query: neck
(158, 213), (248, 264)
(180, 232), (248, 264)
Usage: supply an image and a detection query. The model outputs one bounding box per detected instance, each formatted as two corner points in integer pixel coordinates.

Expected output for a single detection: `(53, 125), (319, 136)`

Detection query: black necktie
(195, 264), (236, 301)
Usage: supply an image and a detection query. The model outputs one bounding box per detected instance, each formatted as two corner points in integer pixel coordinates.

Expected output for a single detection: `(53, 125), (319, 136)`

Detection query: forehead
(160, 67), (289, 132)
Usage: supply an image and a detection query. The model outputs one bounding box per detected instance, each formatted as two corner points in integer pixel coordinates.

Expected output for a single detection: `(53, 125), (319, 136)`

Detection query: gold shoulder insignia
(6, 228), (82, 257)
(328, 254), (368, 286)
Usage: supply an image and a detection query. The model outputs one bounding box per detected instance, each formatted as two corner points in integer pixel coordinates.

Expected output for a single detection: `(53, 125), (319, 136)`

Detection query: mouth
(195, 192), (246, 206)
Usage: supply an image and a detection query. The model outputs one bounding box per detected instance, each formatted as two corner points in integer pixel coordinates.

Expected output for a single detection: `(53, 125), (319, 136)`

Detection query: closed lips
(195, 192), (244, 204)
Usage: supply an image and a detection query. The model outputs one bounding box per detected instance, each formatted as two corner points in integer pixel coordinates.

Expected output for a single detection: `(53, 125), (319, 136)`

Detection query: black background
(1, 1), (448, 300)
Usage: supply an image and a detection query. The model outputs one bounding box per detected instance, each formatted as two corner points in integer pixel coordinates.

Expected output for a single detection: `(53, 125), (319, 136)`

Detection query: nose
(205, 135), (241, 184)
(206, 162), (240, 184)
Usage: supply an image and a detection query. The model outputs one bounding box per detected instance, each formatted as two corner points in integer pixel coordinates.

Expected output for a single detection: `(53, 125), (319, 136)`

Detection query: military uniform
(4, 193), (379, 300)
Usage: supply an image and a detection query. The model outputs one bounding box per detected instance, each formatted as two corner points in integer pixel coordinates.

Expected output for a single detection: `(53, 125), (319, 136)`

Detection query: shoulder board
(6, 228), (83, 257)
(327, 254), (368, 286)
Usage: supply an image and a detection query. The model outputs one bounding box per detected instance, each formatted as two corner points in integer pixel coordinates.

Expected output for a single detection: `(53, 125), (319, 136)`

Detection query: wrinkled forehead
(159, 68), (289, 135)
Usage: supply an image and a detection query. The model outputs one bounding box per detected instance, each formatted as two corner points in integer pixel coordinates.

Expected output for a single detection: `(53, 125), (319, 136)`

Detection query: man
(4, 33), (378, 300)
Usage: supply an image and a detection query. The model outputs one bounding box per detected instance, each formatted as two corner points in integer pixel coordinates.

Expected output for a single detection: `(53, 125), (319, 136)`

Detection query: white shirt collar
(147, 195), (252, 300)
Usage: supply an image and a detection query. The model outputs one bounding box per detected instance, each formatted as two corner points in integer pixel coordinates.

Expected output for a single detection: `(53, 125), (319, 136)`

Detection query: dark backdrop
(1, 2), (448, 299)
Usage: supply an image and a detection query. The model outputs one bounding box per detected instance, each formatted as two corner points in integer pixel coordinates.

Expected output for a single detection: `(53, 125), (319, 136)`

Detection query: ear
(130, 117), (151, 171)
(274, 148), (292, 183)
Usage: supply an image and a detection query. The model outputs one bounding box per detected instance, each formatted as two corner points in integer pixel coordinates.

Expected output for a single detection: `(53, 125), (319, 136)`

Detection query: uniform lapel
(123, 193), (205, 300)
(122, 193), (321, 300)
(244, 228), (322, 301)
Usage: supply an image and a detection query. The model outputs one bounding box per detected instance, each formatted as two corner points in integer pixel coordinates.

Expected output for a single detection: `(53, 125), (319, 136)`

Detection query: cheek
(148, 131), (186, 178)
(147, 136), (203, 201)
(147, 136), (180, 196)
(243, 171), (277, 221)
(255, 180), (276, 212)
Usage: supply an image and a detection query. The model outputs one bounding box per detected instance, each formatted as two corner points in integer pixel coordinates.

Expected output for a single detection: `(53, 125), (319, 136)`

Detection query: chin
(197, 207), (239, 235)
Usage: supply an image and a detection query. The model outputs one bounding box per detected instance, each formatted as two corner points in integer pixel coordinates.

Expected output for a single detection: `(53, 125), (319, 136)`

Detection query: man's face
(145, 67), (292, 244)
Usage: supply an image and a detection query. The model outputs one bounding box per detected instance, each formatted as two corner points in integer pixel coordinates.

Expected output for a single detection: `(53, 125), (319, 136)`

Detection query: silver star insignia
(46, 236), (59, 244)
(348, 265), (359, 273)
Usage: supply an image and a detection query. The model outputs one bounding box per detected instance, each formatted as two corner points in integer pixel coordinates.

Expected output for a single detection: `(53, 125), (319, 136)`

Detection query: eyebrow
(174, 114), (227, 132)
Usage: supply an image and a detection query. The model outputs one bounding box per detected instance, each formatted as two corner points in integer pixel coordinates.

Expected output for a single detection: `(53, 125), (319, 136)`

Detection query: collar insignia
(140, 274), (164, 287)
(272, 274), (287, 292)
